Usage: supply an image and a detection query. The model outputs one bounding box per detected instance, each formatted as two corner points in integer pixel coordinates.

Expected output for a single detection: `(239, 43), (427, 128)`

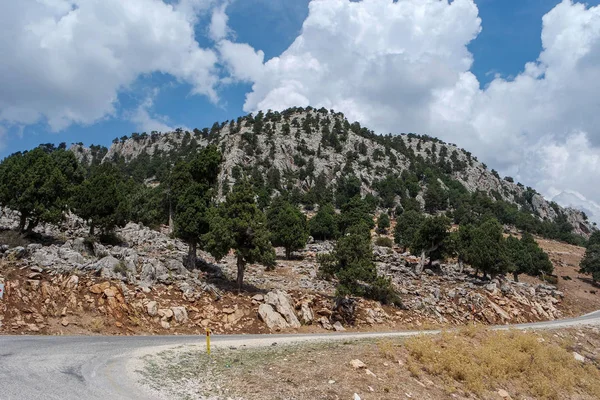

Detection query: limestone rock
(264, 290), (301, 328)
(350, 359), (366, 369)
(258, 303), (289, 330)
(299, 302), (314, 325)
(89, 281), (110, 294)
(333, 321), (346, 332)
(171, 306), (188, 323)
(146, 301), (158, 317)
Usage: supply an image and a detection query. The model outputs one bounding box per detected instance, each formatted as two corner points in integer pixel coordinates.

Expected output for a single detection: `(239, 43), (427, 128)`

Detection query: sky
(2, 0), (600, 214)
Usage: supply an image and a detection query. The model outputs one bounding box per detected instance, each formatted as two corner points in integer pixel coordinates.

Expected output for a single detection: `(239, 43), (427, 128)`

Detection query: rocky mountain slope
(70, 107), (593, 236)
(0, 209), (573, 335)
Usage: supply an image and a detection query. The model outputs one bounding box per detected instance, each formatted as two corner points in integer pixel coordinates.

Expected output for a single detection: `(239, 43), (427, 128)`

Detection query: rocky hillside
(70, 107), (593, 237)
(0, 210), (571, 335)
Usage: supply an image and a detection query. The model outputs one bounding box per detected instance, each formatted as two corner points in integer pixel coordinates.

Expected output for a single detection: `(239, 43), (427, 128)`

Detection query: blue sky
(2, 0), (600, 211)
(2, 0), (579, 155)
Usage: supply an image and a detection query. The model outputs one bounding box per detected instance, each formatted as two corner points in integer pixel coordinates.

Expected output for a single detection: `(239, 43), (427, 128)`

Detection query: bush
(375, 236), (393, 247)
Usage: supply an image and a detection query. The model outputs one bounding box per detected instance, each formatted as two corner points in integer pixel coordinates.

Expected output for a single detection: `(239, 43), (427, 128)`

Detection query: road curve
(1, 310), (599, 400)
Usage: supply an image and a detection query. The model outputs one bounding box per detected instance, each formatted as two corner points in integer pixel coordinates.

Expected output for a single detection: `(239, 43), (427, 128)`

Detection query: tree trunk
(513, 272), (519, 282)
(168, 197), (174, 234)
(186, 241), (197, 269)
(415, 250), (426, 275)
(25, 219), (37, 234)
(236, 255), (245, 293)
(286, 247), (291, 260)
(89, 224), (95, 236)
(18, 213), (27, 233)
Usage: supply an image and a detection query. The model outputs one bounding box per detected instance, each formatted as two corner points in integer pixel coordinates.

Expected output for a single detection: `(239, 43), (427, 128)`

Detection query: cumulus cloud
(209, 2), (231, 41)
(0, 0), (219, 132)
(240, 0), (600, 204)
(126, 89), (177, 134)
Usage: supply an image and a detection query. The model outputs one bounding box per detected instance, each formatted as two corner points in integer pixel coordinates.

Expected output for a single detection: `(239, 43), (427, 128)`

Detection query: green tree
(580, 244), (600, 282)
(204, 181), (276, 291)
(519, 232), (553, 278)
(0, 148), (81, 233)
(335, 174), (361, 207)
(424, 180), (448, 213)
(336, 196), (375, 234)
(309, 203), (338, 240)
(266, 198), (309, 259)
(172, 146), (222, 268)
(506, 235), (533, 282)
(377, 213), (390, 234)
(72, 164), (129, 236)
(394, 210), (425, 252)
(469, 219), (510, 277)
(587, 231), (600, 248)
(411, 215), (451, 266)
(318, 224), (400, 305)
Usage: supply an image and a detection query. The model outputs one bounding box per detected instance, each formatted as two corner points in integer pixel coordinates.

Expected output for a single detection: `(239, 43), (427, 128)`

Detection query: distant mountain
(69, 107), (594, 238)
(553, 190), (600, 226)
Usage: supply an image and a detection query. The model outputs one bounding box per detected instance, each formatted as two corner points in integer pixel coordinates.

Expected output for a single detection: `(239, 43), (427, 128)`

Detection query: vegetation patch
(405, 328), (600, 399)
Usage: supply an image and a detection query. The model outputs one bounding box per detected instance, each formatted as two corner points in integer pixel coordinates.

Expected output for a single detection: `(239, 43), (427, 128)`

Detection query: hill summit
(71, 106), (593, 239)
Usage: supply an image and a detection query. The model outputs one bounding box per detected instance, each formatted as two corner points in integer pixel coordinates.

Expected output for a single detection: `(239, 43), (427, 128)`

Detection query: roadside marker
(206, 328), (211, 356)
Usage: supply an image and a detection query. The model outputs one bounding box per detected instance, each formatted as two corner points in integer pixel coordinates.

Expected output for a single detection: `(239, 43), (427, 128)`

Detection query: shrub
(375, 236), (393, 247)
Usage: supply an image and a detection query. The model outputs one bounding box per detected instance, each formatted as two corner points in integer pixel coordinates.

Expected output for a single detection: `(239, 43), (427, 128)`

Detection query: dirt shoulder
(136, 326), (600, 400)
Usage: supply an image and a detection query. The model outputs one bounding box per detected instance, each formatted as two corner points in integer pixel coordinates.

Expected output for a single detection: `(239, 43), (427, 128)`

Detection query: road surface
(1, 310), (599, 400)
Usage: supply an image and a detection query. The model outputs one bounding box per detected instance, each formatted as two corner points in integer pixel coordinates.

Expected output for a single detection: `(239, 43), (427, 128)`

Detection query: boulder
(333, 321), (346, 332)
(265, 290), (301, 328)
(146, 301), (158, 317)
(89, 281), (111, 294)
(158, 309), (174, 321)
(299, 302), (314, 325)
(97, 256), (121, 278)
(258, 303), (289, 330)
(171, 306), (188, 323)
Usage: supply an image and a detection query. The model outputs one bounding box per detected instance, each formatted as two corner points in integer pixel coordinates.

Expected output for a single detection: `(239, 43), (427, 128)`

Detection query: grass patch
(405, 329), (600, 399)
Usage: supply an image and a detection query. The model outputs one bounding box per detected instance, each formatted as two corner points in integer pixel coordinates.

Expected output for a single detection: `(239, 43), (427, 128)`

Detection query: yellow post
(206, 328), (211, 356)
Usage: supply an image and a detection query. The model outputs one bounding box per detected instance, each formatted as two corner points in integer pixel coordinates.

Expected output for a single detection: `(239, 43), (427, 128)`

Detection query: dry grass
(86, 318), (105, 333)
(405, 329), (600, 399)
(138, 327), (600, 400)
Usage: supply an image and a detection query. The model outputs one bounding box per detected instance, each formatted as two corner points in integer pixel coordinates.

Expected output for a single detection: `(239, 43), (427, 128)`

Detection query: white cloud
(0, 0), (219, 132)
(209, 2), (231, 41)
(218, 40), (265, 83)
(240, 0), (600, 204)
(126, 89), (176, 133)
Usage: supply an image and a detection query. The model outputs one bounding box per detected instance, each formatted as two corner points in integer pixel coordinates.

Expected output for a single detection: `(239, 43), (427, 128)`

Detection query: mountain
(70, 107), (593, 238)
(553, 190), (600, 226)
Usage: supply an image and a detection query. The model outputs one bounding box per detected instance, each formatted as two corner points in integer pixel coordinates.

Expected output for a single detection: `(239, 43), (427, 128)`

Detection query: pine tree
(309, 203), (338, 240)
(377, 213), (390, 234)
(0, 147), (81, 233)
(580, 244), (600, 282)
(468, 219), (510, 277)
(394, 210), (425, 252)
(72, 164), (129, 236)
(266, 198), (309, 259)
(204, 181), (276, 291)
(171, 146), (222, 268)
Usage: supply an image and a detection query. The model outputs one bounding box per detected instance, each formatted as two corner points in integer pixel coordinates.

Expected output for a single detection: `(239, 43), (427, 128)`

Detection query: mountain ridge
(68, 107), (593, 238)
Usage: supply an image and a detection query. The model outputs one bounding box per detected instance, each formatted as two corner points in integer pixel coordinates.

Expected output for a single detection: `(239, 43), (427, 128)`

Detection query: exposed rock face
(264, 290), (301, 328)
(69, 109), (594, 237)
(258, 303), (289, 330)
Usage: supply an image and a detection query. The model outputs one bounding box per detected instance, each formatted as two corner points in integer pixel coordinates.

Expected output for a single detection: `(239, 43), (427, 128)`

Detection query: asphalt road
(1, 310), (599, 400)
